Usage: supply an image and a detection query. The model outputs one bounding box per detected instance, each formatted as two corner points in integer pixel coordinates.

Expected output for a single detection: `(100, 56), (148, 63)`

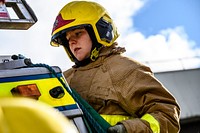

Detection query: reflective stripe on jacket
(101, 114), (160, 133)
(101, 114), (133, 126)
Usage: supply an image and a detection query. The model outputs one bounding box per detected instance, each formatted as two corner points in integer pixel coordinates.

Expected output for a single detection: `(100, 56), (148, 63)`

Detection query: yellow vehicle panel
(0, 78), (75, 107)
(0, 66), (77, 110)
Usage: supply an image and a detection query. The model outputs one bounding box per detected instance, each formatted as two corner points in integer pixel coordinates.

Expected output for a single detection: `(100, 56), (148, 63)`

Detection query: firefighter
(50, 1), (180, 132)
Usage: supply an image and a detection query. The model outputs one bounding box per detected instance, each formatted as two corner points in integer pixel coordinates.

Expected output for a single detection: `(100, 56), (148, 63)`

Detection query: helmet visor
(51, 24), (92, 47)
(51, 38), (61, 47)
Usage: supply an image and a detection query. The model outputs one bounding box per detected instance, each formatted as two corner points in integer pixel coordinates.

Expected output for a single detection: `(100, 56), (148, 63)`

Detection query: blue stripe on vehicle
(0, 73), (62, 83)
(55, 104), (78, 111)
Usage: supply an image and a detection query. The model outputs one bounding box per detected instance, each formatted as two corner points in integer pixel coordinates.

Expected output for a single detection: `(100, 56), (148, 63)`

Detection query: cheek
(85, 39), (93, 53)
(81, 35), (93, 52)
(68, 43), (74, 53)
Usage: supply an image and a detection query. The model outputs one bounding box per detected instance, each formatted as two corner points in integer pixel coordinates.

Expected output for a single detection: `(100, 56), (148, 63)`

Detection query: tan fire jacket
(63, 43), (180, 133)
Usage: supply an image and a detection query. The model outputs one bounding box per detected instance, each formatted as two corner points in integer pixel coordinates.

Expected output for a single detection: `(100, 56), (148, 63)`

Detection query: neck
(73, 57), (92, 68)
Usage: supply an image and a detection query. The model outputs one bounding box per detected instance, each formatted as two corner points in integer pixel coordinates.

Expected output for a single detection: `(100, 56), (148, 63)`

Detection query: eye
(75, 31), (82, 37)
(66, 29), (86, 40)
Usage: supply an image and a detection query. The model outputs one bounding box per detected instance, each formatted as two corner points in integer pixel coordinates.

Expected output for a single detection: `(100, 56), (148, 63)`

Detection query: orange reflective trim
(11, 84), (41, 100)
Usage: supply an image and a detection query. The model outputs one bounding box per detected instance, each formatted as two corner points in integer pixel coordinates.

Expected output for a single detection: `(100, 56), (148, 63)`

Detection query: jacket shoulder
(104, 54), (151, 82)
(63, 68), (74, 79)
(106, 54), (149, 71)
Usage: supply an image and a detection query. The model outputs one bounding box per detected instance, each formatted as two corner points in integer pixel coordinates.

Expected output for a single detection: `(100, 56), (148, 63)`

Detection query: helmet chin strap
(74, 43), (102, 67)
(90, 44), (102, 61)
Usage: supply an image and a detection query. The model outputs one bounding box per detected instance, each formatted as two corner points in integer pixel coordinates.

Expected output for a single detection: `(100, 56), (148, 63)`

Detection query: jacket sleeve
(115, 66), (180, 133)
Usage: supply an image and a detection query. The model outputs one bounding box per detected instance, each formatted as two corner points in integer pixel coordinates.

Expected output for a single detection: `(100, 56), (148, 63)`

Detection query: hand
(107, 124), (127, 133)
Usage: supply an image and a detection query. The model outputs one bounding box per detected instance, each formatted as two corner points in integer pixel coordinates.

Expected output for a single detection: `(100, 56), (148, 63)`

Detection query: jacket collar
(72, 42), (126, 70)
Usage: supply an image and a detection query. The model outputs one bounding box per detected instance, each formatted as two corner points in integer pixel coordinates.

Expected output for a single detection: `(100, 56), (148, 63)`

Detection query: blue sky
(134, 0), (200, 48)
(0, 0), (200, 72)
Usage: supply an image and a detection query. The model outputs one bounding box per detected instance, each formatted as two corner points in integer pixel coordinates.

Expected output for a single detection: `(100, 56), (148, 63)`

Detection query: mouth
(74, 47), (81, 53)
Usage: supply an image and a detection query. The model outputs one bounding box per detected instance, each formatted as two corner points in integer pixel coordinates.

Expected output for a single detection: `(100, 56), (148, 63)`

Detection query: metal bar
(73, 117), (88, 133)
(0, 0), (37, 30)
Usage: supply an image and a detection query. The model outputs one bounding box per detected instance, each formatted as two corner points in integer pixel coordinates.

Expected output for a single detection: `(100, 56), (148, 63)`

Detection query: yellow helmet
(50, 1), (119, 64)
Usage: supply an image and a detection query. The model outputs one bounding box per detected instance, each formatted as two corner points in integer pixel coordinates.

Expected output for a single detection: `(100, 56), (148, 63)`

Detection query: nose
(68, 37), (78, 50)
(68, 37), (77, 46)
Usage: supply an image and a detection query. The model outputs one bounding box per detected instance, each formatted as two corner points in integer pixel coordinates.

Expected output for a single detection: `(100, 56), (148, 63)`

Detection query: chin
(76, 57), (84, 61)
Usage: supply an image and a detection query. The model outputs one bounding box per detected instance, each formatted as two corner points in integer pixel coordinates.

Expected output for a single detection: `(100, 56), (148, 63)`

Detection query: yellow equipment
(0, 97), (78, 133)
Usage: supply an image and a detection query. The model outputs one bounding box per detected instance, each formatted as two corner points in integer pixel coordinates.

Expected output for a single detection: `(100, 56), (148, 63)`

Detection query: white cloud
(122, 26), (200, 72)
(95, 0), (145, 34)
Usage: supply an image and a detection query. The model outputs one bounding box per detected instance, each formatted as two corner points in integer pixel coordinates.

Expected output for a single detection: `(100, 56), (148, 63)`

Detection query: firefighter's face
(66, 28), (92, 61)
